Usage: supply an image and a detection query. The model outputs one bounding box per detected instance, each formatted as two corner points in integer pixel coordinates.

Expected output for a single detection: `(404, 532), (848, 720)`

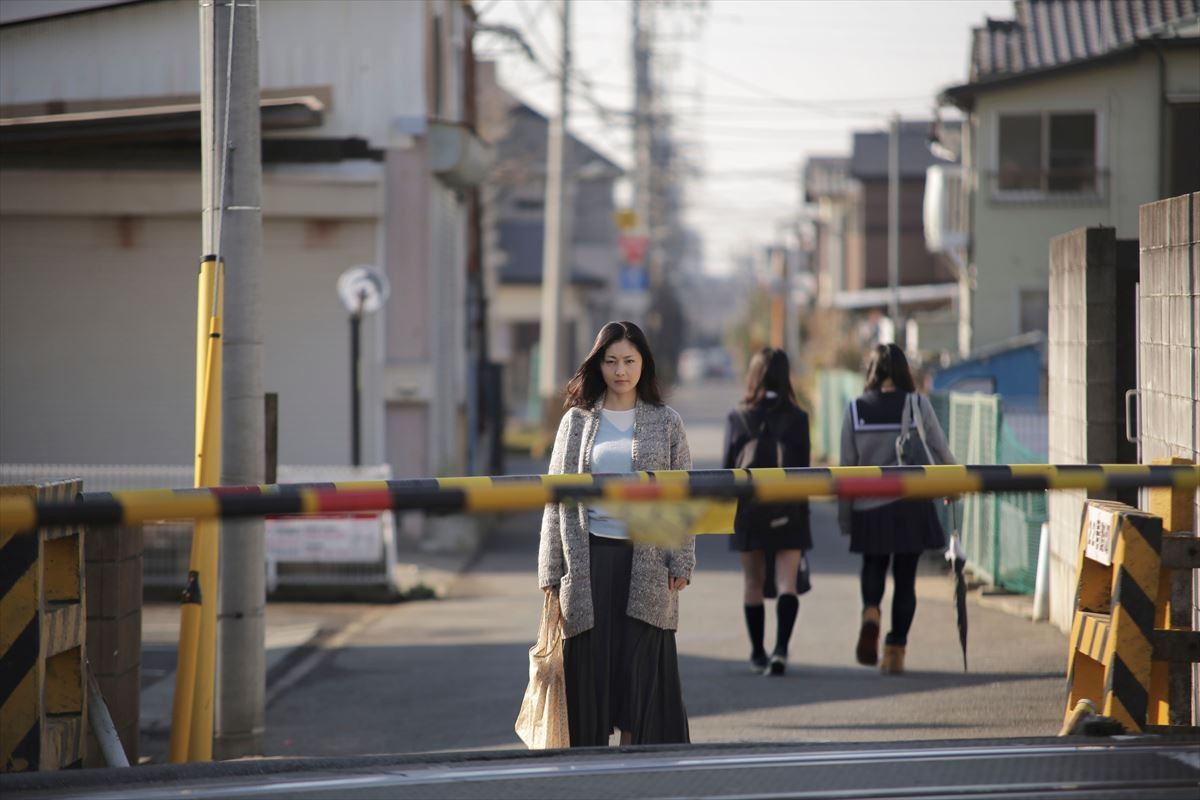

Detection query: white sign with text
(267, 513), (384, 563)
(1083, 505), (1116, 566)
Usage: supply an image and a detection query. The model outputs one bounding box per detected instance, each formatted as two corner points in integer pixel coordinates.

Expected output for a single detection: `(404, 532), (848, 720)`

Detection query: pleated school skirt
(562, 534), (690, 747)
(849, 499), (946, 555)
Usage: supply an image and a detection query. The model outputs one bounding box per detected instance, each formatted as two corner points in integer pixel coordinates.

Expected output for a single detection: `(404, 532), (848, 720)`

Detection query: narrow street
(260, 379), (1069, 757)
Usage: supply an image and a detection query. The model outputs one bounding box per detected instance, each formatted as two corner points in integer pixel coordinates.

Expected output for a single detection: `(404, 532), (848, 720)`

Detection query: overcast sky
(475, 0), (1013, 273)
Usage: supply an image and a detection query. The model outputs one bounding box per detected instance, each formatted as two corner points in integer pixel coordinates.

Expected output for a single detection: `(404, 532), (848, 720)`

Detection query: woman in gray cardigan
(538, 321), (695, 747)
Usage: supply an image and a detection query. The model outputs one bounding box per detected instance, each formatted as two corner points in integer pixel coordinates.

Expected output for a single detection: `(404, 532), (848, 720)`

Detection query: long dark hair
(864, 343), (915, 393)
(563, 321), (663, 409)
(741, 347), (797, 408)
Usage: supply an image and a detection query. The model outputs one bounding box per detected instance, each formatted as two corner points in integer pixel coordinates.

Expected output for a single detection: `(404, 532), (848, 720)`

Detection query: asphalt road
(9, 379), (1192, 800)
(259, 379), (1070, 757)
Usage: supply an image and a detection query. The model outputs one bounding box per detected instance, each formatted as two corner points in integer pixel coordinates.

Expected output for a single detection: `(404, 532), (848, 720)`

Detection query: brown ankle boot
(881, 644), (905, 674)
(856, 607), (881, 666)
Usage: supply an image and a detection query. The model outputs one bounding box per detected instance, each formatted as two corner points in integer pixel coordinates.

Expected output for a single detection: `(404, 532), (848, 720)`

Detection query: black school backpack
(735, 410), (785, 471)
(734, 409), (795, 531)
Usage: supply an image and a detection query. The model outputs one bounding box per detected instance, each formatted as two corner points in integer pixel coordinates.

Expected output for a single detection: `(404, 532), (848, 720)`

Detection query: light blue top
(587, 408), (635, 539)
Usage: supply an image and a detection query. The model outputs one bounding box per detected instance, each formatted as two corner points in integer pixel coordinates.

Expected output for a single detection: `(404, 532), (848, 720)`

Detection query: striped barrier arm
(0, 464), (1196, 536)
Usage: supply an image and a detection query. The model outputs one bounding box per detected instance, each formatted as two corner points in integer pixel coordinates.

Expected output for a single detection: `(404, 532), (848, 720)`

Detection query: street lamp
(336, 265), (390, 466)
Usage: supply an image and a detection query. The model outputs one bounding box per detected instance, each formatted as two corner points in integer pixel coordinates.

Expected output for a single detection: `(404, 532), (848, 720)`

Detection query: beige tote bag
(515, 592), (569, 749)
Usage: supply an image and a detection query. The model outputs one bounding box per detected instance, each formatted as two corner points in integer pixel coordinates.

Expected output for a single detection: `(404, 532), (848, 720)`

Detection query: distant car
(703, 347), (734, 379)
(678, 347), (734, 382)
(678, 348), (707, 383)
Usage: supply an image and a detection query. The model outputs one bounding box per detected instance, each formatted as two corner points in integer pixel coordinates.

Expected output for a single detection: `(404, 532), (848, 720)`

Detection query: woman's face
(600, 338), (642, 400)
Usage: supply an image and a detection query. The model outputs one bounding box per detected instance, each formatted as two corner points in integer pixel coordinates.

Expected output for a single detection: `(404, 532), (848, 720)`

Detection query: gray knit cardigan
(537, 396), (695, 637)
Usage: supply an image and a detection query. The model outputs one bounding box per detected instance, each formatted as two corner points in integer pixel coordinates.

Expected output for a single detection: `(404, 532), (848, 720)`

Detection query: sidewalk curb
(974, 588), (1038, 622)
(265, 606), (391, 708)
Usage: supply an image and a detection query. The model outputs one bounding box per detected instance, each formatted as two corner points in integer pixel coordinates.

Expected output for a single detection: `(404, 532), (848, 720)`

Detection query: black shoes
(766, 653), (786, 676)
(750, 651), (769, 672)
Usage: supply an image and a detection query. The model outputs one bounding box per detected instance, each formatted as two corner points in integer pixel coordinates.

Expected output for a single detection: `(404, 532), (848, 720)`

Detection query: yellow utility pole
(169, 256), (223, 762)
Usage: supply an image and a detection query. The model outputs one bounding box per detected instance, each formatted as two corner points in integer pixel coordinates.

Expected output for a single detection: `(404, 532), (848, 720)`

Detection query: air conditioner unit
(924, 164), (968, 253)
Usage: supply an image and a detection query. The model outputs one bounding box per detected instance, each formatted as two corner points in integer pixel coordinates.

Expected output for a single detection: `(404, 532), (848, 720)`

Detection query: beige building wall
(969, 48), (1200, 350)
(0, 167), (384, 466)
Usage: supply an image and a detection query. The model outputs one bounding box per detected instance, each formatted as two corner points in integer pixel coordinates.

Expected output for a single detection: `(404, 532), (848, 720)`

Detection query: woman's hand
(669, 576), (689, 591)
(542, 585), (558, 597)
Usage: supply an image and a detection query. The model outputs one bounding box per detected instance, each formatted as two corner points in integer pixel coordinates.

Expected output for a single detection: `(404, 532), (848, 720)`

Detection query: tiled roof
(970, 0), (1199, 81)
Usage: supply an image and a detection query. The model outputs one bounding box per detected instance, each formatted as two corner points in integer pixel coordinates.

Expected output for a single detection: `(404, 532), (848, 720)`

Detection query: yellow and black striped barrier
(0, 464), (1195, 536)
(1064, 501), (1164, 733)
(1062, 462), (1200, 735)
(1, 480), (87, 773)
(1147, 459), (1200, 728)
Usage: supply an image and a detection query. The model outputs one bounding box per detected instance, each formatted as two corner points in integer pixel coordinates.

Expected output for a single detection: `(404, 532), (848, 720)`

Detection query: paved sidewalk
(138, 542), (482, 763)
(137, 450), (546, 763)
(139, 602), (377, 762)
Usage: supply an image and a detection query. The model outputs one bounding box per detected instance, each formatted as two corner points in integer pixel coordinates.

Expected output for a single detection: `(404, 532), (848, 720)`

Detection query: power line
(596, 122), (865, 140)
(483, 1), (630, 165)
(691, 57), (899, 120)
(576, 76), (936, 112)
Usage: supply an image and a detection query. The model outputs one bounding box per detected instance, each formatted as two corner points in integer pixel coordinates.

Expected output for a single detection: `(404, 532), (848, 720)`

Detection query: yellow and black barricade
(1, 479), (87, 772)
(1064, 500), (1163, 732)
(1064, 458), (1200, 735)
(1, 464), (1196, 536)
(1146, 457), (1200, 729)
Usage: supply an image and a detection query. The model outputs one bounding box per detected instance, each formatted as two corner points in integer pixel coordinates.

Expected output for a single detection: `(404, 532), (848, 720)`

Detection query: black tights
(861, 553), (920, 646)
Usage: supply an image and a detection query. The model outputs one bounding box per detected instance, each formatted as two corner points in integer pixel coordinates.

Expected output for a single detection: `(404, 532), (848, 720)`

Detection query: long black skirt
(849, 499), (945, 555)
(562, 535), (690, 747)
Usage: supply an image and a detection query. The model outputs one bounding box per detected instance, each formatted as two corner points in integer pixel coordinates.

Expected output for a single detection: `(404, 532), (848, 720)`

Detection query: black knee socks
(744, 604), (766, 657)
(775, 594), (799, 656)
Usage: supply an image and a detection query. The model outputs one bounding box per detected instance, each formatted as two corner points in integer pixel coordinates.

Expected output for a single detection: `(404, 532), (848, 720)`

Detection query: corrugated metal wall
(0, 0), (426, 148)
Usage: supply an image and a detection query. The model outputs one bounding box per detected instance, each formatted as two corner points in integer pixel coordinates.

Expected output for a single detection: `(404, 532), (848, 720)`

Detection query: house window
(1019, 288), (1049, 335)
(1168, 103), (1200, 196)
(431, 14), (444, 118)
(996, 111), (1098, 196)
(997, 114), (1041, 190)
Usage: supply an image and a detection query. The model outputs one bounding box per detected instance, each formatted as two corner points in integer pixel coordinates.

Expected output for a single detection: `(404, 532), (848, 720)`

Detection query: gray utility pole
(887, 113), (901, 345)
(632, 0), (655, 290)
(538, 0), (572, 418)
(201, 0), (265, 759)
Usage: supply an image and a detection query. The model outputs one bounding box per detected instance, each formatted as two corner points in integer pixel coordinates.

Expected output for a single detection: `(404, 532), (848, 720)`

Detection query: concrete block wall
(1138, 194), (1200, 471)
(84, 527), (142, 767)
(1139, 193), (1200, 569)
(1047, 227), (1120, 633)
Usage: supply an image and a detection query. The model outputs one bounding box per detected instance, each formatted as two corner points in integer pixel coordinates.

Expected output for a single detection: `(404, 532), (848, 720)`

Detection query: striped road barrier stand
(1065, 501), (1164, 733)
(0, 464), (1196, 537)
(1, 480), (87, 773)
(1146, 459), (1200, 728)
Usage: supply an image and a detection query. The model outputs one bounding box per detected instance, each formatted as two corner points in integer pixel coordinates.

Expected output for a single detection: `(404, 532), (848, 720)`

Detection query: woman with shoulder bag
(839, 343), (955, 674)
(537, 321), (694, 746)
(723, 347), (812, 677)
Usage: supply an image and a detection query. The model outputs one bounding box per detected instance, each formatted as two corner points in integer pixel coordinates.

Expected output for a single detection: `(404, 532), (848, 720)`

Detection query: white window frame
(990, 108), (1106, 202)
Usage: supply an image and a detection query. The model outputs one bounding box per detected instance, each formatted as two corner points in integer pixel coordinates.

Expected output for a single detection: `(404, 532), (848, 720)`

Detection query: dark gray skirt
(562, 535), (690, 747)
(850, 499), (946, 555)
(728, 500), (813, 553)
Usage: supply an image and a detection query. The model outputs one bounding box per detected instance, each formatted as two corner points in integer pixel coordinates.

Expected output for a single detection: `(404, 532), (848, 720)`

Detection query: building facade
(941, 0), (1200, 351)
(0, 0), (487, 481)
(477, 63), (621, 425)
